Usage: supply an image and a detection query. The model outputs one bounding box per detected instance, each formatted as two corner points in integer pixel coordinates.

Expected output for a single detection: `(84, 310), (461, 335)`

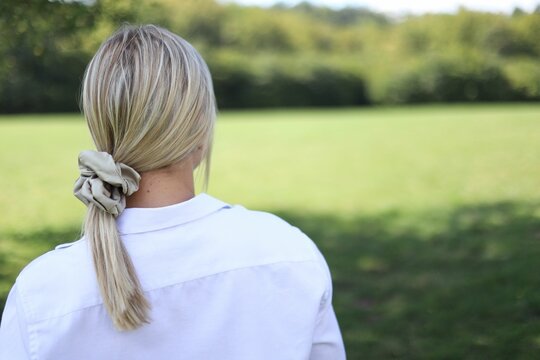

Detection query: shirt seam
(291, 227), (334, 342)
(16, 282), (39, 360)
(26, 257), (321, 324)
(292, 226), (332, 305)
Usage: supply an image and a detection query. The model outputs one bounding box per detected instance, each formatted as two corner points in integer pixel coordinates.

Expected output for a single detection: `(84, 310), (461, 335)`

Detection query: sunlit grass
(211, 104), (540, 214)
(1, 105), (539, 231)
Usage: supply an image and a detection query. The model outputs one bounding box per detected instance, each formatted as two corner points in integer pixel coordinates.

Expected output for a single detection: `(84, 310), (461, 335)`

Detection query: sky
(220, 0), (540, 14)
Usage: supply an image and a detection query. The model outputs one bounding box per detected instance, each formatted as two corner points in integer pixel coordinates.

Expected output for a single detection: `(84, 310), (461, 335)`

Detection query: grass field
(1, 104), (539, 358)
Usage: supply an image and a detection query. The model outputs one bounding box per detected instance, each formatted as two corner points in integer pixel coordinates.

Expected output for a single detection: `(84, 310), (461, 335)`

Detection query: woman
(0, 24), (345, 359)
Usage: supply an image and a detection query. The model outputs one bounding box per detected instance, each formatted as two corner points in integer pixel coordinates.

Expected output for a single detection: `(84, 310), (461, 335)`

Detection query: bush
(502, 59), (540, 100)
(210, 55), (369, 108)
(0, 50), (88, 113)
(379, 54), (517, 104)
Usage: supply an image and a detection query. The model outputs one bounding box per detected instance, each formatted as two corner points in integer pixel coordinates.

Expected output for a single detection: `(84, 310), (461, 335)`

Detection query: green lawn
(1, 104), (540, 358)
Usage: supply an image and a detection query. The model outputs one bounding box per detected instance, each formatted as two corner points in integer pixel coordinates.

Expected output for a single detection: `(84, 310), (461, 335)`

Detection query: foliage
(209, 52), (369, 108)
(1, 1), (540, 111)
(503, 59), (540, 100)
(379, 53), (516, 103)
(0, 0), (97, 112)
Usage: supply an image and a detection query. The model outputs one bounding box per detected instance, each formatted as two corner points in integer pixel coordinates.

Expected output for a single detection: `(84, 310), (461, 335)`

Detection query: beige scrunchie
(74, 150), (141, 217)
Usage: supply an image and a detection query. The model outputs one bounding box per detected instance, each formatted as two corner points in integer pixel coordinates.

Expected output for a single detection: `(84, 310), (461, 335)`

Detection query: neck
(125, 159), (196, 208)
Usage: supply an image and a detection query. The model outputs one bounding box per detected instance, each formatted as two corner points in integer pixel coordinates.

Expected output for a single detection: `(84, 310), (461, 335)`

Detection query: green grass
(1, 104), (540, 358)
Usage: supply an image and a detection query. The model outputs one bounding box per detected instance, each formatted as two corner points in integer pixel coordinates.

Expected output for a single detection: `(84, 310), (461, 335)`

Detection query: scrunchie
(73, 150), (141, 217)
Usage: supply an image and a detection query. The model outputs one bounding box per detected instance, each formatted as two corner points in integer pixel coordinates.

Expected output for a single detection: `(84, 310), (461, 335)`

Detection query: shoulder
(17, 238), (87, 279)
(223, 204), (335, 301)
(206, 202), (333, 294)
(213, 203), (300, 235)
(14, 238), (100, 323)
(219, 204), (301, 235)
(207, 203), (325, 266)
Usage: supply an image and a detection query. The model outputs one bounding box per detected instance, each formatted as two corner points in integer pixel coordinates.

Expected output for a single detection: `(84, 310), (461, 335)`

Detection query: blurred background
(2, 0), (540, 110)
(0, 0), (539, 358)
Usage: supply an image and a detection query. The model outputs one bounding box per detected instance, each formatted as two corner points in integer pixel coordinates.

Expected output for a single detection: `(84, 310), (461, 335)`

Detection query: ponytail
(74, 150), (150, 331)
(84, 205), (150, 330)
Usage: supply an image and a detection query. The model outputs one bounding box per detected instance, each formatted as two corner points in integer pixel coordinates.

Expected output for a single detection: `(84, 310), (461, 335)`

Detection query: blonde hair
(80, 24), (216, 331)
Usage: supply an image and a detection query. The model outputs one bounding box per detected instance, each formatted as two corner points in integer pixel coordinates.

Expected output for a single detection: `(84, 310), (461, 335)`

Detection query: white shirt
(0, 193), (346, 360)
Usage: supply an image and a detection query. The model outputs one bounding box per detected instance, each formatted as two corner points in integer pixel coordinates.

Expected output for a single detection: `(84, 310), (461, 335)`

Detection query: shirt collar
(116, 193), (230, 235)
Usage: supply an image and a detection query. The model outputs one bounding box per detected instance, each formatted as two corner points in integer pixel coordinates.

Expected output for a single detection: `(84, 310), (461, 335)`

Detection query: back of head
(78, 24), (216, 331)
(82, 23), (216, 173)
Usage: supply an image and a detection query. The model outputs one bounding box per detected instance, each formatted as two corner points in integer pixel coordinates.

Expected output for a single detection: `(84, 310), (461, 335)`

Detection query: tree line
(1, 0), (539, 113)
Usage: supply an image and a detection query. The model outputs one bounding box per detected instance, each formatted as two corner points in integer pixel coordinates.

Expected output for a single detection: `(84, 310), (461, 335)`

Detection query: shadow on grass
(1, 202), (539, 359)
(275, 201), (540, 360)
